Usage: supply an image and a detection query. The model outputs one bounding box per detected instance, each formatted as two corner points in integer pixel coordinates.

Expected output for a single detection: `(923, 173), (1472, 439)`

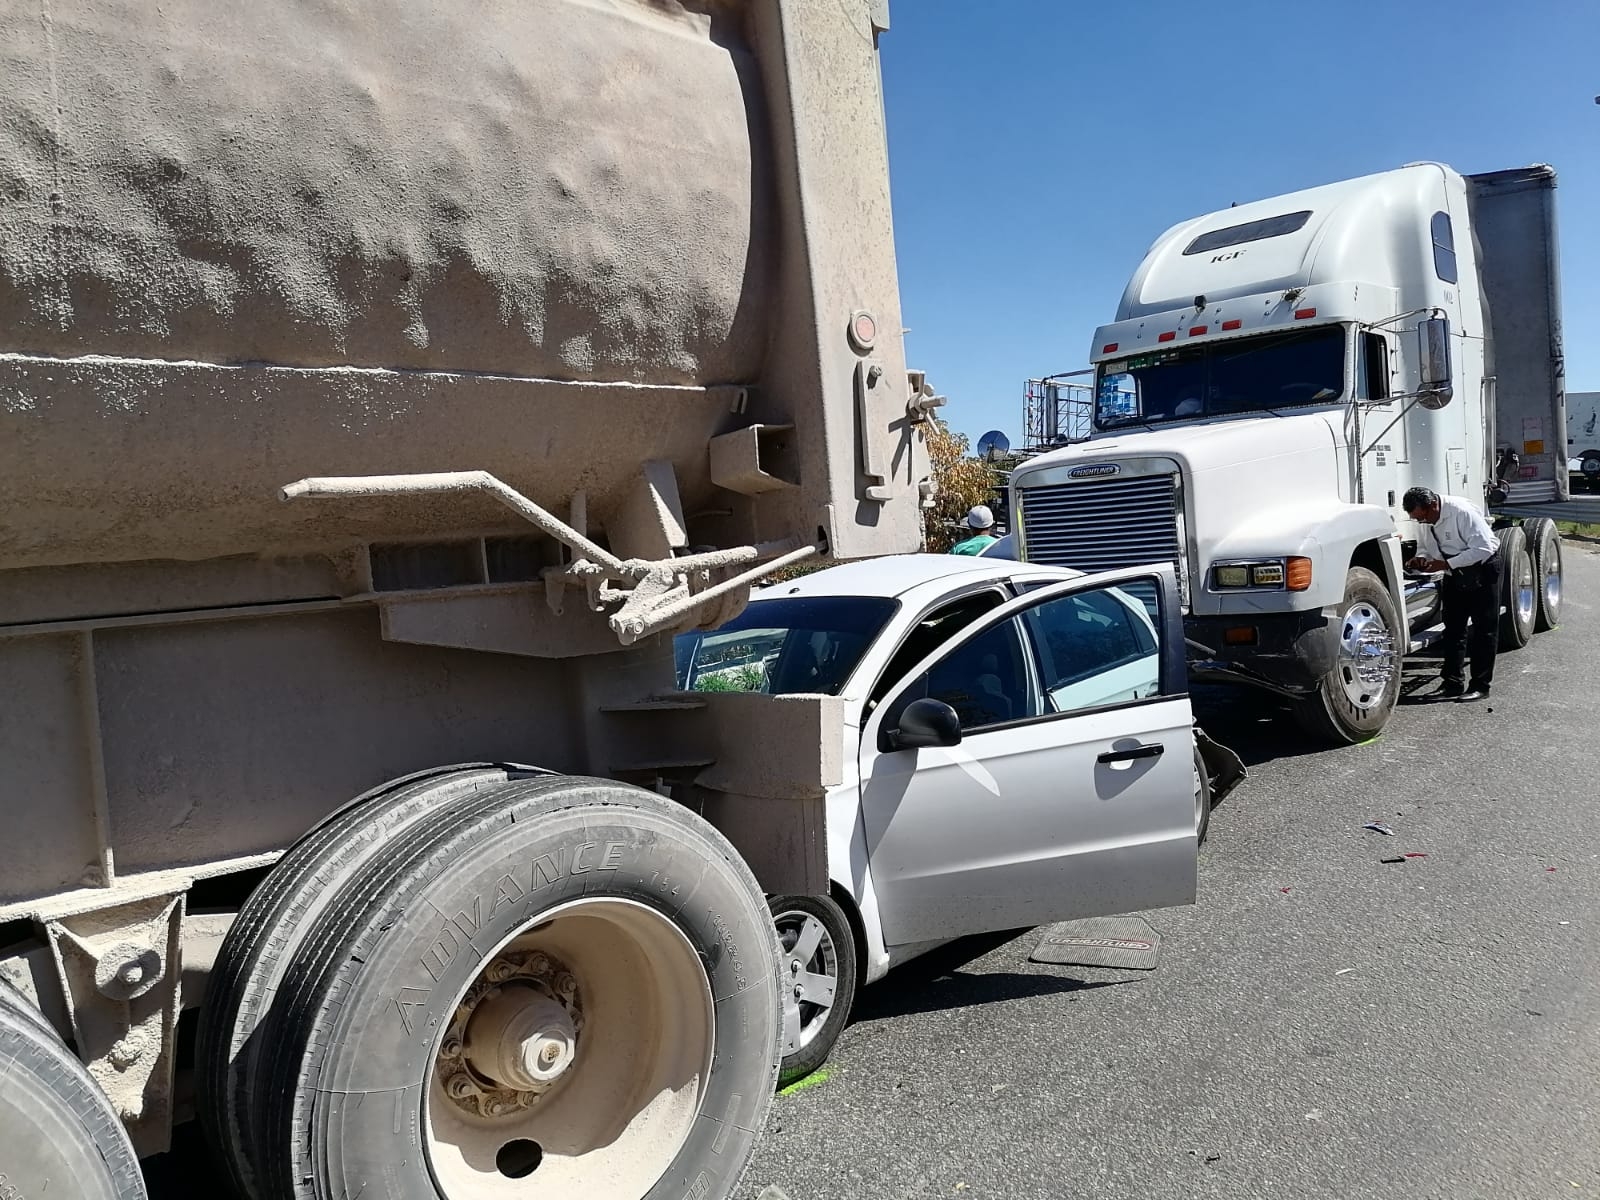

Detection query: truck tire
(198, 763), (550, 1200)
(1582, 451), (1600, 492)
(1193, 743), (1213, 846)
(251, 775), (782, 1200)
(1498, 524), (1536, 650)
(0, 972), (63, 1042)
(1524, 517), (1562, 632)
(770, 893), (857, 1087)
(1293, 566), (1402, 745)
(0, 1002), (148, 1200)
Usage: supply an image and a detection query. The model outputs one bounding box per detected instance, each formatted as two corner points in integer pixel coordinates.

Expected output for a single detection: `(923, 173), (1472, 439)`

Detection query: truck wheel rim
(1515, 550), (1536, 626)
(424, 898), (714, 1200)
(1336, 601), (1395, 711)
(1543, 540), (1562, 614)
(773, 909), (838, 1050)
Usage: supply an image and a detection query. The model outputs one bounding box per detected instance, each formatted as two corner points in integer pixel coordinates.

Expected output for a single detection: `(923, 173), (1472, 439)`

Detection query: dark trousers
(1440, 554), (1504, 692)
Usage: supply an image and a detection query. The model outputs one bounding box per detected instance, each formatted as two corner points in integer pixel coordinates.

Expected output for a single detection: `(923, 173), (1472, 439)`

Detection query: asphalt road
(740, 541), (1600, 1200)
(142, 542), (1600, 1200)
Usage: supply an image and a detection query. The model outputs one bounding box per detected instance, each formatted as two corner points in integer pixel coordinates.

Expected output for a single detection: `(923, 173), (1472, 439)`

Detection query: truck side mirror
(887, 698), (963, 751)
(1418, 316), (1453, 409)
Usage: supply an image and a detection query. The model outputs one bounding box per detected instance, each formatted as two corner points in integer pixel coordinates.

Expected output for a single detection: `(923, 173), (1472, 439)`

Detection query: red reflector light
(1158, 331), (1177, 343)
(1294, 307), (1318, 320)
(1223, 626), (1258, 646)
(1102, 343), (1118, 354)
(1221, 319), (1242, 330)
(1189, 325), (1208, 336)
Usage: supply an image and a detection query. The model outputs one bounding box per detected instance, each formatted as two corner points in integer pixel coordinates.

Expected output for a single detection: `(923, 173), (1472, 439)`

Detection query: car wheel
(769, 893), (858, 1087)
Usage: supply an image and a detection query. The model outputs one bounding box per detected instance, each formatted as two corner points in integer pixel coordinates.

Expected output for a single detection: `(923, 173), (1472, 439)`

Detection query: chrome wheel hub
(1336, 602), (1396, 710)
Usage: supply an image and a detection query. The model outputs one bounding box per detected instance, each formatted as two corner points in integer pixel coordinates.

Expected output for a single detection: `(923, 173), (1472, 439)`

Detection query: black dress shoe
(1437, 682), (1466, 698)
(1456, 689), (1489, 702)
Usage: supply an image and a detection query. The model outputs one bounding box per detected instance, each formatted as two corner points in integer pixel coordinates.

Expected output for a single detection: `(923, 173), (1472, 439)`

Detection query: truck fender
(1204, 501), (1397, 610)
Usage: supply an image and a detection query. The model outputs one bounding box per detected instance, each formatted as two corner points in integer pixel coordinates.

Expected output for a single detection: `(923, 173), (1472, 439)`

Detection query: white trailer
(1010, 162), (1577, 743)
(1568, 390), (1600, 490)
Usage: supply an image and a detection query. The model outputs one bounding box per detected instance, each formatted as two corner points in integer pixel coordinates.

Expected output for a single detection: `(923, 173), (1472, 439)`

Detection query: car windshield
(1095, 325), (1348, 429)
(674, 595), (899, 696)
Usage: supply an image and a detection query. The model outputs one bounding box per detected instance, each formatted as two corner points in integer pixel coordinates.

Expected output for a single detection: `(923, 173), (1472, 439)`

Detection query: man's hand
(1407, 556), (1448, 573)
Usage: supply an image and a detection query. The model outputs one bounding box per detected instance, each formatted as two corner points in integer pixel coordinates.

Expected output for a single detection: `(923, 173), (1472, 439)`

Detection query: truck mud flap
(1195, 725), (1246, 805)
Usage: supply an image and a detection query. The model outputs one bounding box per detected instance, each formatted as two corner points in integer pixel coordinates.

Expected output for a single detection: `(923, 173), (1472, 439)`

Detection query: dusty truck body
(0, 2), (942, 1197)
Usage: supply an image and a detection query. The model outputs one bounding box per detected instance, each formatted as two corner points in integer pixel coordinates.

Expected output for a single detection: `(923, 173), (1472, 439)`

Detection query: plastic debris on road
(1365, 822), (1395, 836)
(1403, 852), (1428, 859)
(1380, 856), (1406, 864)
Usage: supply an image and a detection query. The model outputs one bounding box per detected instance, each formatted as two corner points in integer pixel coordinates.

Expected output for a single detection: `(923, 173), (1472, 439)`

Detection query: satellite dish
(976, 429), (1011, 463)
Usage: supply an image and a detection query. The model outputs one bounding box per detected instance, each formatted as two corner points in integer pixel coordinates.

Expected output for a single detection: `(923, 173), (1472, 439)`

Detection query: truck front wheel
(1293, 566), (1402, 745)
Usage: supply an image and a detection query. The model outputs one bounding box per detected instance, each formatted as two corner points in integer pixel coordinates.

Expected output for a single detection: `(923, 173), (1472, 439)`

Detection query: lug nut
(490, 961), (516, 982)
(440, 1036), (463, 1061)
(446, 1073), (475, 1100)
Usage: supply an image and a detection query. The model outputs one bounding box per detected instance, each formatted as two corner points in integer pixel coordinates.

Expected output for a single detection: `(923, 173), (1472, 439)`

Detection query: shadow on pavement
(851, 930), (1126, 1024)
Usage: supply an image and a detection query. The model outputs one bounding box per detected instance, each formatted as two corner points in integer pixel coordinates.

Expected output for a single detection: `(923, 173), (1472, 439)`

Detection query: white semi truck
(1569, 390), (1600, 490)
(1010, 162), (1571, 743)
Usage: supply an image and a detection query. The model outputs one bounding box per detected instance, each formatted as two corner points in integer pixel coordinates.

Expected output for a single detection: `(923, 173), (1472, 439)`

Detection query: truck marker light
(1158, 331), (1177, 343)
(1189, 326), (1208, 336)
(1102, 342), (1119, 353)
(1294, 307), (1318, 320)
(1286, 558), (1313, 591)
(1221, 319), (1242, 330)
(1224, 626), (1257, 646)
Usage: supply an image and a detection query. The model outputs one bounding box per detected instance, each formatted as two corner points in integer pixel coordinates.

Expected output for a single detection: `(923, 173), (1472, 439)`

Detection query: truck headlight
(1250, 563), (1284, 586)
(1214, 565), (1250, 588)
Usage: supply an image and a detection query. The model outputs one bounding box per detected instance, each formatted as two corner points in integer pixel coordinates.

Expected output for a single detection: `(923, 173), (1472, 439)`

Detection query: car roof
(751, 553), (1081, 604)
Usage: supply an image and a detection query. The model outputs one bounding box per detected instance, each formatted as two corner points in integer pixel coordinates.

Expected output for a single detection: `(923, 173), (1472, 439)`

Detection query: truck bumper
(1184, 610), (1336, 697)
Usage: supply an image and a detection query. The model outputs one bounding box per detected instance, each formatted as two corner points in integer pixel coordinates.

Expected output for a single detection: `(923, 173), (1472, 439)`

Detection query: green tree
(922, 419), (1000, 554)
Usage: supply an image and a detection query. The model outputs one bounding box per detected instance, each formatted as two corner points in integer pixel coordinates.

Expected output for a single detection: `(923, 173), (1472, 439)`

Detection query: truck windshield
(674, 595), (898, 696)
(1095, 325), (1347, 429)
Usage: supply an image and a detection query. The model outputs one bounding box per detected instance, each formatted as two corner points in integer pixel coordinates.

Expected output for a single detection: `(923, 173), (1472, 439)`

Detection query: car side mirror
(1418, 316), (1453, 409)
(886, 698), (963, 751)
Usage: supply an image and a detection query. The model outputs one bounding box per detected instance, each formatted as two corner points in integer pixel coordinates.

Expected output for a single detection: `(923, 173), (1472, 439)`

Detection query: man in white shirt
(1402, 486), (1503, 702)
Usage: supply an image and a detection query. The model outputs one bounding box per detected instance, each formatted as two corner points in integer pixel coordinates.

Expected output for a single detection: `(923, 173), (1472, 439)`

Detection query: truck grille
(1019, 473), (1183, 599)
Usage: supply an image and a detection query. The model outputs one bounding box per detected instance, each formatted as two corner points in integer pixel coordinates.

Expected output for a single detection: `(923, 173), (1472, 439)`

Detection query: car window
(887, 616), (1038, 734)
(866, 588), (1008, 713)
(675, 596), (898, 695)
(1021, 584), (1161, 714)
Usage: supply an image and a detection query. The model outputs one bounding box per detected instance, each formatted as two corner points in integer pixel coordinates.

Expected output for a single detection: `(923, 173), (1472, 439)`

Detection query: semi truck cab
(1011, 162), (1567, 743)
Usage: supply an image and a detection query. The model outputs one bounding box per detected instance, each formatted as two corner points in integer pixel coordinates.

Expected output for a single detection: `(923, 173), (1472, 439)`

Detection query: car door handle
(1097, 742), (1165, 765)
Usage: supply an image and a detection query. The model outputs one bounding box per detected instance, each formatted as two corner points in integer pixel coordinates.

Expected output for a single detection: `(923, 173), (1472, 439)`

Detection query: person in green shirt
(949, 505), (999, 555)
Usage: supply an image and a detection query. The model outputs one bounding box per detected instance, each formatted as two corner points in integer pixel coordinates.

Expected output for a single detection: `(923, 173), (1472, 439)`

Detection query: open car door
(857, 564), (1196, 948)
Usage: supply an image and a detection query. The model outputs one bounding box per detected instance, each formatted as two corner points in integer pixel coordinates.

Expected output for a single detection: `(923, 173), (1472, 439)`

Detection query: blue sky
(878, 0), (1599, 445)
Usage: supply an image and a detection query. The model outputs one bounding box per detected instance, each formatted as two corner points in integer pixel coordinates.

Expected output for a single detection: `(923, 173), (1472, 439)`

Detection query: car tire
(1293, 566), (1402, 744)
(1193, 743), (1213, 846)
(1523, 517), (1562, 632)
(769, 893), (858, 1087)
(246, 775), (782, 1200)
(197, 763), (551, 1200)
(0, 1002), (147, 1200)
(1498, 524), (1536, 650)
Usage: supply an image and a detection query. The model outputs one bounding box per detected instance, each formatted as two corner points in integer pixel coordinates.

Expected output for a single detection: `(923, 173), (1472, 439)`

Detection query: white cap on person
(966, 505), (995, 530)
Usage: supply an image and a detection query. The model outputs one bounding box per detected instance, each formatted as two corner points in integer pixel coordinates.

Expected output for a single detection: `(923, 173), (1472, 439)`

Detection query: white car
(675, 554), (1243, 1083)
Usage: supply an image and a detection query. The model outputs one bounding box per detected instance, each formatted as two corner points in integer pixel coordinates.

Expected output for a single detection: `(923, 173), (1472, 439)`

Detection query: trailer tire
(197, 762), (550, 1200)
(254, 775), (782, 1200)
(0, 1002), (147, 1200)
(770, 893), (858, 1087)
(1498, 525), (1536, 650)
(1293, 566), (1402, 745)
(0, 973), (63, 1043)
(1524, 517), (1562, 632)
(1582, 452), (1600, 492)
